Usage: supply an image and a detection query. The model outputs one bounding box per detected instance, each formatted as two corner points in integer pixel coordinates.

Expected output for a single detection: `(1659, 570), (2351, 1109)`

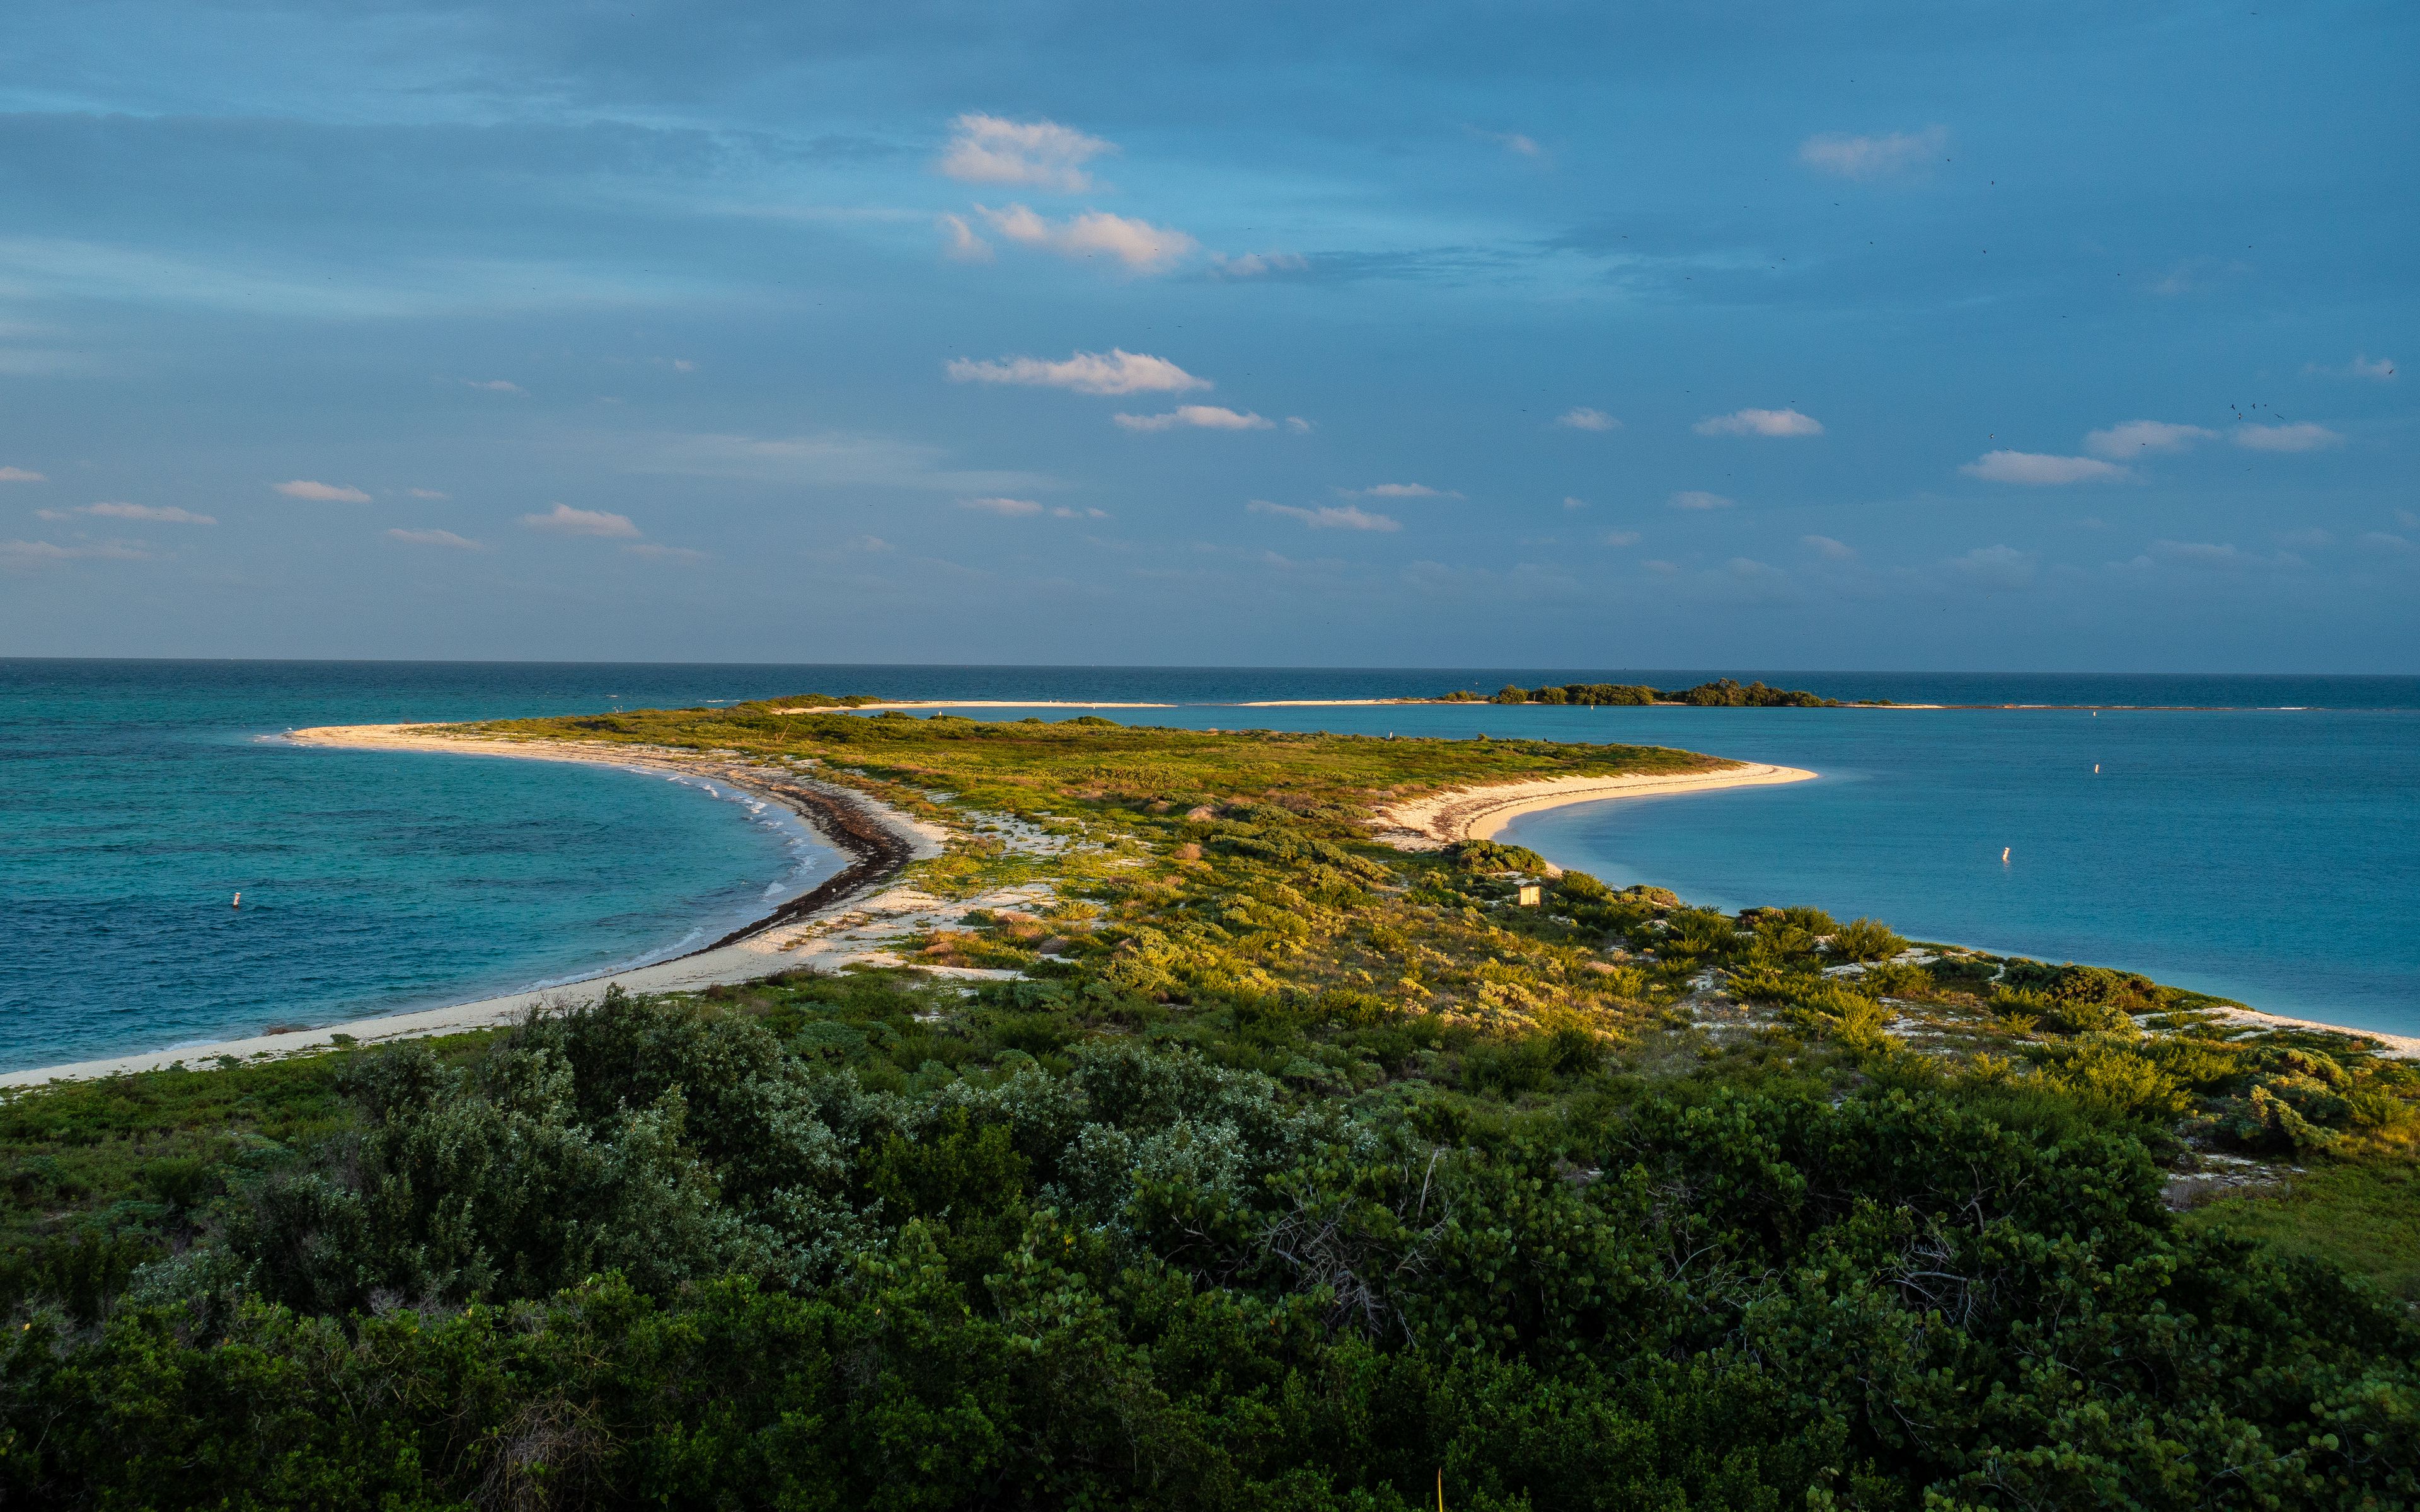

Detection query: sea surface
(3, 660), (2416, 1071)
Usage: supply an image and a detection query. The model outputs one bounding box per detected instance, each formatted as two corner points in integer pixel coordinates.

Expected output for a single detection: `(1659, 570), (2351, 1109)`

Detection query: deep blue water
(3, 660), (2416, 1070)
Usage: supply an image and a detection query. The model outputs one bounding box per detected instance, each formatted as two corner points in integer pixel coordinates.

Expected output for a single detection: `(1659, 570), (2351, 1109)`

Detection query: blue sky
(1, 0), (2412, 669)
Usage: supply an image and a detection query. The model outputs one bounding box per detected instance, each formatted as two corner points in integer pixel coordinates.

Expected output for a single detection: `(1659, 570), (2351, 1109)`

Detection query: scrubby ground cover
(4, 704), (2415, 1508)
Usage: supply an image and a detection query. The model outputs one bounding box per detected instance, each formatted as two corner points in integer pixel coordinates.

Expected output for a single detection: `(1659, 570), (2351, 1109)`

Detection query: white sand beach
(1369, 763), (1819, 851)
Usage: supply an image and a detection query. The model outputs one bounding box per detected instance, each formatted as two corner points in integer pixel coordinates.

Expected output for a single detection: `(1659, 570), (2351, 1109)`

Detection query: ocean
(3, 660), (2415, 1072)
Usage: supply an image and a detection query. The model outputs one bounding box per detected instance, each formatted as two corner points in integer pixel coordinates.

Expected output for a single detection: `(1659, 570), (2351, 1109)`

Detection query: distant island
(3, 702), (2410, 1509)
(1438, 677), (1860, 707)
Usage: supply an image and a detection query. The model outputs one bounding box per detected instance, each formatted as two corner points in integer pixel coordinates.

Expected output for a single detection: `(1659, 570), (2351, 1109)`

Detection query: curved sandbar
(1, 724), (969, 1089)
(1369, 762), (1818, 851)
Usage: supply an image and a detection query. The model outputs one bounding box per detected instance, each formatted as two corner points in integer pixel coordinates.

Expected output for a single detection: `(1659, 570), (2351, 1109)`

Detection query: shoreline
(1369, 763), (1821, 852)
(1, 725), (959, 1089)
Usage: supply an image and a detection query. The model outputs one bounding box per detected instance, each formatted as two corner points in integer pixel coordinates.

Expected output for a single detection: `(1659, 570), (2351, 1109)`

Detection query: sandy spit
(1, 724), (977, 1089)
(1369, 764), (1819, 852)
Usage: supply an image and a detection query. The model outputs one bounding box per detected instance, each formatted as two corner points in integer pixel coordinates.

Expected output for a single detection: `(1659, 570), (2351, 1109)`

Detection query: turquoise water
(4, 662), (2417, 1070)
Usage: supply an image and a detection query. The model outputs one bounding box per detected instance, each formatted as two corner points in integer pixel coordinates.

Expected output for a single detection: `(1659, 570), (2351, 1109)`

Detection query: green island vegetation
(1442, 678), (1861, 707)
(4, 703), (2414, 1508)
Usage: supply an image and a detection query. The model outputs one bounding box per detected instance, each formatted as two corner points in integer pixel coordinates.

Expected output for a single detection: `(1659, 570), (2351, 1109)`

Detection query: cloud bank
(974, 204), (1197, 272)
(1961, 450), (2126, 484)
(947, 348), (1207, 396)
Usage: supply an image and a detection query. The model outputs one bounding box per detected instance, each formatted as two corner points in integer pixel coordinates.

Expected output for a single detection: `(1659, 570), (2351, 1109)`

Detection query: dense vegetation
(4, 706), (2414, 1508)
(1449, 679), (1844, 707)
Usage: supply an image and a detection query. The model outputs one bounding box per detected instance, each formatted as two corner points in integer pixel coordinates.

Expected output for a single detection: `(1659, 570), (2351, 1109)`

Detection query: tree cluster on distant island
(2, 708), (2410, 1509)
(1440, 678), (1848, 707)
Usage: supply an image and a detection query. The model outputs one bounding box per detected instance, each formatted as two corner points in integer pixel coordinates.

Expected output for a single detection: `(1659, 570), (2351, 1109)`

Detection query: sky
(0, 0), (2413, 670)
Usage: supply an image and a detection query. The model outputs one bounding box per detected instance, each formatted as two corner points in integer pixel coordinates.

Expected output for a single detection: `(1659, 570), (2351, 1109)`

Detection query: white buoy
(2000, 848), (2010, 864)
(2094, 764), (2100, 773)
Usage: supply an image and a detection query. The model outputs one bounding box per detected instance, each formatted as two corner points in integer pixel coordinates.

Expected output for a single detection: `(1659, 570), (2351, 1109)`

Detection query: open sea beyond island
(3, 658), (2416, 1072)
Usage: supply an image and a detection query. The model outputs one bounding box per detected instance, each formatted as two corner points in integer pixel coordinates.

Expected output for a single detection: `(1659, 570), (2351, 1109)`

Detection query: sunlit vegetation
(4, 704), (2414, 1508)
(1478, 678), (1840, 707)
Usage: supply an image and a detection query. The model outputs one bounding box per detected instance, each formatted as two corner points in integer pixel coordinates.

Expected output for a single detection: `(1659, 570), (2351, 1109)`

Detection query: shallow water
(4, 660), (2416, 1068)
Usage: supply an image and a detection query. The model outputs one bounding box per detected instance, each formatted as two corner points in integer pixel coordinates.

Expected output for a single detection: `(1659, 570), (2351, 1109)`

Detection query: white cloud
(2400, 509), (2419, 530)
(1050, 505), (1109, 519)
(0, 466), (43, 482)
(1643, 559), (1680, 575)
(2232, 421), (2342, 452)
(1284, 416), (1313, 433)
(2307, 353), (2397, 381)
(1952, 544), (2038, 588)
(641, 432), (1051, 496)
(275, 479), (371, 503)
(1798, 125), (1949, 180)
(1961, 450), (2127, 484)
(1601, 530), (1641, 547)
(1695, 407), (1823, 437)
(1344, 483), (1461, 499)
(1563, 496), (1589, 510)
(1669, 490), (1734, 510)
(464, 379), (525, 394)
(2356, 532), (2411, 553)
(940, 114), (1114, 193)
(2276, 529), (2334, 549)
(1555, 407), (1620, 432)
(946, 348), (1208, 396)
(522, 503), (639, 537)
(960, 496), (1045, 516)
(1209, 251), (1308, 278)
(1, 537), (147, 567)
(386, 527), (481, 549)
(1249, 500), (1400, 531)
(1802, 534), (1855, 560)
(937, 212), (993, 262)
(2143, 539), (2271, 570)
(625, 543), (706, 563)
(1471, 128), (1541, 158)
(39, 501), (215, 525)
(974, 204), (1198, 272)
(2084, 420), (2218, 458)
(671, 359), (695, 373)
(406, 488), (450, 500)
(1114, 405), (1271, 432)
(2149, 258), (2249, 297)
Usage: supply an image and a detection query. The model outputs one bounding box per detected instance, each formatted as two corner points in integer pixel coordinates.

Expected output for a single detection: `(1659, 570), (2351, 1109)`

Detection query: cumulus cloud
(938, 212), (993, 261)
(974, 203), (1197, 272)
(274, 479), (371, 503)
(1802, 534), (1855, 560)
(521, 503), (639, 537)
(947, 348), (1208, 396)
(386, 527), (481, 549)
(38, 501), (215, 525)
(1209, 251), (1308, 278)
(464, 379), (525, 394)
(2232, 422), (2342, 452)
(1344, 483), (1461, 499)
(1961, 451), (2126, 484)
(1473, 129), (1541, 157)
(2084, 420), (2218, 458)
(1249, 500), (1400, 531)
(1798, 125), (1948, 180)
(1601, 530), (1641, 546)
(1695, 407), (1823, 437)
(1, 537), (147, 567)
(1114, 405), (1272, 432)
(625, 543), (707, 563)
(1951, 544), (2038, 588)
(960, 496), (1046, 515)
(940, 114), (1114, 193)
(0, 466), (43, 482)
(1555, 407), (1620, 432)
(1669, 490), (1734, 510)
